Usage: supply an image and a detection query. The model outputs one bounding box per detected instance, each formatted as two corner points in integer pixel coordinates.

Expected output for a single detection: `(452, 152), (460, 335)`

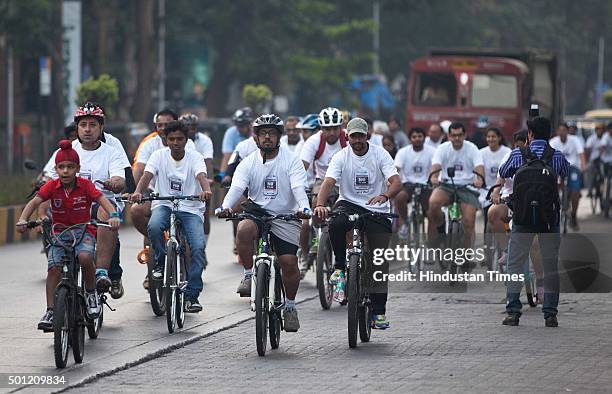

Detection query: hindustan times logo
(372, 246), (486, 266)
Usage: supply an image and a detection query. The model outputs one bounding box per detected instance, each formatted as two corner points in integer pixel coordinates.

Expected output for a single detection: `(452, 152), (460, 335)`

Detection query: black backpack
(511, 144), (559, 228)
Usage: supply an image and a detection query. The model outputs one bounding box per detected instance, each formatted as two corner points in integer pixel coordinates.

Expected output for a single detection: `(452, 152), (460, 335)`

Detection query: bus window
(414, 73), (456, 106)
(472, 74), (517, 108)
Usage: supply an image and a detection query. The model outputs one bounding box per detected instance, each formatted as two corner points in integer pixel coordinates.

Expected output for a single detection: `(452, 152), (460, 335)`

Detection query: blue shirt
(222, 126), (249, 154)
(498, 139), (569, 179)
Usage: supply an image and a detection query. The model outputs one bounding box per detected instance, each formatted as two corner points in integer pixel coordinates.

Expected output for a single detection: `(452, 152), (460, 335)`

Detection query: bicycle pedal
(178, 281), (188, 291)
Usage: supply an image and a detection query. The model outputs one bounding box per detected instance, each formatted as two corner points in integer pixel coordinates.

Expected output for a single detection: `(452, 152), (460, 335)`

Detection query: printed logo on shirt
(412, 164), (423, 174)
(263, 175), (278, 198)
(80, 171), (92, 181)
(354, 170), (370, 194)
(53, 199), (62, 208)
(169, 176), (183, 194)
(453, 163), (464, 172)
(490, 166), (498, 175)
(73, 196), (87, 205)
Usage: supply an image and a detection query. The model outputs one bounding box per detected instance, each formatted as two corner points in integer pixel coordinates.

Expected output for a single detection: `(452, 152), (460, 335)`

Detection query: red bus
(406, 49), (560, 142)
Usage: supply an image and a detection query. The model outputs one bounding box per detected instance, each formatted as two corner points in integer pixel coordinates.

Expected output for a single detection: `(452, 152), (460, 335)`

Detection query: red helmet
(74, 102), (105, 124)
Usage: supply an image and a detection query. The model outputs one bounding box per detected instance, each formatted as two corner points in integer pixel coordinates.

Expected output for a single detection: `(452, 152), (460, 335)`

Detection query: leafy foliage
(75, 74), (119, 117)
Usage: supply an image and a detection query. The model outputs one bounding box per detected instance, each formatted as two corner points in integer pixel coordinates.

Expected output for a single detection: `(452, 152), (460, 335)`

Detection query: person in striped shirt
(498, 117), (569, 328)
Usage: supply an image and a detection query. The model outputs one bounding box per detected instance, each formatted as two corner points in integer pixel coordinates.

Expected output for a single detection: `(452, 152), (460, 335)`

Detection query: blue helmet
(297, 114), (319, 131)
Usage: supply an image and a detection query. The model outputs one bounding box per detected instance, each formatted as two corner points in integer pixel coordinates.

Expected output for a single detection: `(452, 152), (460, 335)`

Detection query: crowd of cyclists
(14, 100), (612, 344)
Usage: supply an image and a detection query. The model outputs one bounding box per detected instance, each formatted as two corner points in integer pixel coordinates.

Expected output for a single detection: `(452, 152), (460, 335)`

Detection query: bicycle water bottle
(448, 202), (461, 220)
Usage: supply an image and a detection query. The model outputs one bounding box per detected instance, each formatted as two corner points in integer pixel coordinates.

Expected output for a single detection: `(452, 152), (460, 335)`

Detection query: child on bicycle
(16, 140), (121, 332)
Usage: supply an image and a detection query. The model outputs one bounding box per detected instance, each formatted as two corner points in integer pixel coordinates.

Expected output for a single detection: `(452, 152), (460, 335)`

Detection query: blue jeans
(506, 223), (560, 318)
(148, 206), (207, 300)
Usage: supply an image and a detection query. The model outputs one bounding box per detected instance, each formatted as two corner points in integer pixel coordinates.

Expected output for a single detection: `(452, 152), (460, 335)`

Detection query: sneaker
(136, 247), (150, 265)
(110, 278), (124, 299)
(96, 269), (112, 293)
(151, 263), (164, 280)
(143, 275), (149, 290)
(236, 275), (252, 297)
(398, 224), (409, 240)
(502, 314), (519, 326)
(372, 314), (390, 329)
(536, 286), (544, 305)
(331, 270), (345, 303)
(545, 315), (558, 327)
(329, 268), (344, 284)
(37, 309), (53, 332)
(86, 290), (101, 318)
(283, 308), (300, 332)
(185, 298), (203, 313)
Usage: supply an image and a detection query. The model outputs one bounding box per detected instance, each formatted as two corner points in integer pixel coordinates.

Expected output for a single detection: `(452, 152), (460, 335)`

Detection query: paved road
(0, 199), (610, 393)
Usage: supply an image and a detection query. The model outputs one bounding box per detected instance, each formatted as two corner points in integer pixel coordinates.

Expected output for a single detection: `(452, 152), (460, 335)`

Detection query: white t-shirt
(394, 144), (436, 184)
(585, 133), (609, 162)
(498, 150), (513, 198)
(136, 134), (196, 165)
(280, 134), (304, 152)
(223, 146), (309, 215)
(300, 131), (345, 180)
(326, 144), (398, 214)
(425, 136), (443, 149)
(45, 141), (125, 202)
(549, 135), (584, 168)
(193, 132), (214, 160)
(432, 141), (484, 185)
(369, 133), (383, 146)
(233, 137), (259, 160)
(479, 145), (512, 189)
(295, 139), (315, 187)
(144, 148), (207, 220)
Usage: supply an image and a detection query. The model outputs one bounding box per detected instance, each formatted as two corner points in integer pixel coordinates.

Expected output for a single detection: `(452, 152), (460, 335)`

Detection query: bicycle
(486, 185), (539, 307)
(558, 178), (569, 234)
(588, 159), (604, 215)
(399, 183), (430, 273)
(428, 168), (486, 283)
(329, 210), (397, 348)
(25, 218), (112, 368)
(123, 194), (198, 333)
(224, 211), (303, 357)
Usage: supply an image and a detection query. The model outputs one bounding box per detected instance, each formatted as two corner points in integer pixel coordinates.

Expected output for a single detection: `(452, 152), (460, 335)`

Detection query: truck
(405, 48), (561, 141)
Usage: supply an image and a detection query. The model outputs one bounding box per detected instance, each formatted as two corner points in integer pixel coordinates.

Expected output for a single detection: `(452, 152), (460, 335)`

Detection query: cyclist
(216, 114), (310, 332)
(130, 120), (212, 313)
(43, 103), (128, 296)
(219, 107), (253, 178)
(479, 127), (511, 234)
(280, 116), (303, 152)
(498, 116), (569, 327)
(584, 122), (609, 194)
(16, 140), (121, 330)
(428, 122), (484, 251)
(549, 122), (586, 230)
(425, 123), (446, 149)
(364, 117), (383, 146)
(388, 116), (409, 149)
(180, 113), (214, 265)
(394, 127), (436, 240)
(314, 117), (401, 329)
(132, 109), (196, 289)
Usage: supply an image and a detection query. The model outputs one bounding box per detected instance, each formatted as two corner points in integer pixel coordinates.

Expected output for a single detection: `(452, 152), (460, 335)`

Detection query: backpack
(313, 130), (347, 174)
(511, 144), (559, 228)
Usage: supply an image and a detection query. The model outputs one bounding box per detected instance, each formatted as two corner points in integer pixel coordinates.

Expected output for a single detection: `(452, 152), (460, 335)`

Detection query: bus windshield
(471, 74), (517, 108)
(413, 73), (456, 107)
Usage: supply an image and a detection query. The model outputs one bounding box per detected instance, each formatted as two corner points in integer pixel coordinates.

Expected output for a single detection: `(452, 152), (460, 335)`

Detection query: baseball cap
(347, 118), (368, 136)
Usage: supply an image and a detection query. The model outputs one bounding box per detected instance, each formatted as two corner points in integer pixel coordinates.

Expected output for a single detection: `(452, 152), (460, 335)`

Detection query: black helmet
(232, 107), (254, 126)
(253, 113), (284, 134)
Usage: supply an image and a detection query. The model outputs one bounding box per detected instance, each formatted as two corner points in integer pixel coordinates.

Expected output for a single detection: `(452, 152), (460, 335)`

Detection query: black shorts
(251, 219), (299, 256)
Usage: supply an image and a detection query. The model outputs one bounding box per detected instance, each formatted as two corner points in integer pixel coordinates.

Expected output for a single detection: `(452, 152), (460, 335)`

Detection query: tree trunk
(131, 0), (156, 122)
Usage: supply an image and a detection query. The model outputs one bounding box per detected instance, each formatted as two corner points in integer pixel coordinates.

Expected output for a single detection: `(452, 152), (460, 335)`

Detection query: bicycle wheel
(316, 229), (334, 310)
(72, 291), (85, 364)
(53, 286), (70, 368)
(604, 175), (611, 218)
(148, 259), (167, 316)
(165, 244), (177, 333)
(448, 221), (463, 285)
(525, 266), (537, 307)
(410, 212), (422, 272)
(269, 268), (282, 349)
(86, 297), (103, 339)
(176, 248), (187, 329)
(358, 298), (373, 343)
(255, 262), (270, 356)
(347, 254), (360, 348)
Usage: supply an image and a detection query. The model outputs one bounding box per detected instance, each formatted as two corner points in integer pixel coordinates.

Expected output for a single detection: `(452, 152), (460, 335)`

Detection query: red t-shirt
(37, 177), (103, 235)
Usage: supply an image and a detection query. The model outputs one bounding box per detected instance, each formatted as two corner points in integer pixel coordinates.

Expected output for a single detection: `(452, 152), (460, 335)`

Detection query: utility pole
(7, 45), (14, 175)
(596, 36), (605, 108)
(373, 1), (380, 75)
(158, 0), (166, 109)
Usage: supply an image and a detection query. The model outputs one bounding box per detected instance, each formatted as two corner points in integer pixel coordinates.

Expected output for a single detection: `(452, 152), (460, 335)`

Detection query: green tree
(75, 74), (119, 117)
(242, 84), (272, 113)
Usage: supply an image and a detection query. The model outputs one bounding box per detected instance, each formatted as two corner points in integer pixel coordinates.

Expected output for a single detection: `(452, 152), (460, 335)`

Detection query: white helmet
(318, 107), (343, 127)
(440, 120), (452, 134)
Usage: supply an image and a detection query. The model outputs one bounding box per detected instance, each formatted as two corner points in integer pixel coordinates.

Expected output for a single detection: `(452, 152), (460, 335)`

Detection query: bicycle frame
(162, 200), (186, 291)
(251, 220), (284, 313)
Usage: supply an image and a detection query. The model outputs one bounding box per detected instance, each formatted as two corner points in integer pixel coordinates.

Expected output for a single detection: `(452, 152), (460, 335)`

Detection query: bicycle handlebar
(222, 212), (306, 222)
(118, 194), (202, 203)
(427, 168), (486, 189)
